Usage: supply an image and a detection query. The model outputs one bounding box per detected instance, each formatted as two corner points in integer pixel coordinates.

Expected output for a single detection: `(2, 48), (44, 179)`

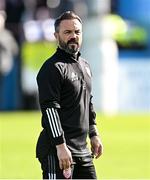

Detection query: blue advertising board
(118, 0), (150, 24)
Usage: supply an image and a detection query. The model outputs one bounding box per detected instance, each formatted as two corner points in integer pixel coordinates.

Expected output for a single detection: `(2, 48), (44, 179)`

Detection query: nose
(70, 32), (77, 39)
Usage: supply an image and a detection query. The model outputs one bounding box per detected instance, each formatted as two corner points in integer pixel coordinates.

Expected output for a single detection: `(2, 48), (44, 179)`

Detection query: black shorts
(38, 154), (97, 179)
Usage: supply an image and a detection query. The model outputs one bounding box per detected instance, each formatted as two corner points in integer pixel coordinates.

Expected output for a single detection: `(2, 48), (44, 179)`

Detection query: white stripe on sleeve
(46, 108), (62, 138)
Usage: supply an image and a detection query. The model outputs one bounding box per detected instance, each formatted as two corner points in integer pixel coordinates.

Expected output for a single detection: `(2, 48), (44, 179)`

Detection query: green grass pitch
(0, 111), (150, 179)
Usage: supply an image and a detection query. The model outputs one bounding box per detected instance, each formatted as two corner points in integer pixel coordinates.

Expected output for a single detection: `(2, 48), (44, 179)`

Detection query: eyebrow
(63, 29), (81, 33)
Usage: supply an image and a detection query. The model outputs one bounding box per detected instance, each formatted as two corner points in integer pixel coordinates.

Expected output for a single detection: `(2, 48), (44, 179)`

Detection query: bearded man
(36, 11), (103, 179)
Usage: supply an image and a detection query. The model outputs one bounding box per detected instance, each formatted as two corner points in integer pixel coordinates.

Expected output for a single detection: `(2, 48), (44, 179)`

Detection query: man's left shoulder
(79, 57), (92, 77)
(79, 57), (90, 67)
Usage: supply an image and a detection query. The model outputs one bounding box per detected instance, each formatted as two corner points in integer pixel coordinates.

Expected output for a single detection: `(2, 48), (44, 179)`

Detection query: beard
(58, 37), (80, 54)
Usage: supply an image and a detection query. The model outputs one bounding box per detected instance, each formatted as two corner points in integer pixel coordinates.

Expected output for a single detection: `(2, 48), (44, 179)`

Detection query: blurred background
(0, 0), (150, 112)
(0, 0), (150, 179)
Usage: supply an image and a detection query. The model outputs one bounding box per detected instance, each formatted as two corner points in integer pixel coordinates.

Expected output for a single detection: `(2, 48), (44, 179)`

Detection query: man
(36, 11), (103, 179)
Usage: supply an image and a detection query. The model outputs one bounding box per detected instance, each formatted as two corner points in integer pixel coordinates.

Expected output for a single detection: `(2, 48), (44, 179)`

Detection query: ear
(54, 32), (58, 40)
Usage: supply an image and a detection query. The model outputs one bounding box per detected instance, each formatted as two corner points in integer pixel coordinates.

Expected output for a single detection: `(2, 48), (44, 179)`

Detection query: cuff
(54, 134), (65, 145)
(89, 125), (99, 138)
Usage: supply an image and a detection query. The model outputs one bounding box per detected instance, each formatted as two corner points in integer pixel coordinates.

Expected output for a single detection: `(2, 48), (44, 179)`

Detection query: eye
(75, 30), (81, 35)
(64, 30), (71, 34)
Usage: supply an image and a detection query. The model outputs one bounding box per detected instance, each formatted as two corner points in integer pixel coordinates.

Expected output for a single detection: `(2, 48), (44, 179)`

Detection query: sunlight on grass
(0, 111), (150, 179)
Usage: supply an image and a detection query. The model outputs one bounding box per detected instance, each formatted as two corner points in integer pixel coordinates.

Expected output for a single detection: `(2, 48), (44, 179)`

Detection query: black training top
(36, 47), (98, 159)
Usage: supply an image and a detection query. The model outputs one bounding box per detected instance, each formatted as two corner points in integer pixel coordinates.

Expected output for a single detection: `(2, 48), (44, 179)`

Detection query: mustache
(67, 38), (78, 45)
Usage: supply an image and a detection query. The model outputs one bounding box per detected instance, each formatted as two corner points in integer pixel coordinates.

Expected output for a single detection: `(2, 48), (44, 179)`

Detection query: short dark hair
(54, 11), (82, 32)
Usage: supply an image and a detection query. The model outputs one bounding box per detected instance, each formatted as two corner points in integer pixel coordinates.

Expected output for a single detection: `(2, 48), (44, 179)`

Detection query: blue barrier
(0, 57), (21, 110)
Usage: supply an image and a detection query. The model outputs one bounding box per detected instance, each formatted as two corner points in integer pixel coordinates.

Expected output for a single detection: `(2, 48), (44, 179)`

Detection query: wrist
(56, 143), (67, 149)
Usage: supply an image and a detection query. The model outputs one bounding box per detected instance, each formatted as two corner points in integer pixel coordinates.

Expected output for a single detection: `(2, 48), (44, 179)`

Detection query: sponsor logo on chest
(71, 72), (78, 81)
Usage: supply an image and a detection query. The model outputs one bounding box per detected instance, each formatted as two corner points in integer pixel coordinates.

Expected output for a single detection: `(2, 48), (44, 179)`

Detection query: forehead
(59, 19), (82, 31)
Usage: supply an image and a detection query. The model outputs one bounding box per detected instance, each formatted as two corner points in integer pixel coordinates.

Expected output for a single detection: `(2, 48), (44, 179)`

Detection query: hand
(56, 143), (73, 170)
(90, 136), (103, 159)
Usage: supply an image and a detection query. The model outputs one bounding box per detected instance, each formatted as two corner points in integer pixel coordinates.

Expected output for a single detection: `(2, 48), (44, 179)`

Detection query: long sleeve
(37, 60), (65, 145)
(89, 95), (99, 138)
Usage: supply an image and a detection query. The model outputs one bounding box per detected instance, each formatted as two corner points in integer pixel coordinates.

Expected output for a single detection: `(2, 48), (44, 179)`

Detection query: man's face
(54, 19), (82, 54)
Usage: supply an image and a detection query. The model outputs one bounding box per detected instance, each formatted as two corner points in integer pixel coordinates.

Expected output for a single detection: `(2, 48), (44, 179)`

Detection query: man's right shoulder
(37, 52), (56, 71)
(37, 53), (65, 79)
